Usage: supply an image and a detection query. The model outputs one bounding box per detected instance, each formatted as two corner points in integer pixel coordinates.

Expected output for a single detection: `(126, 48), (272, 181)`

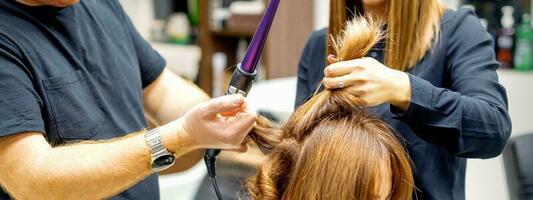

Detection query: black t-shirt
(0, 0), (165, 199)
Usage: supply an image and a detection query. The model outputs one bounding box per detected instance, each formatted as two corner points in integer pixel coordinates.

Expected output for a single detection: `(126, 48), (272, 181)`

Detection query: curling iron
(203, 0), (281, 199)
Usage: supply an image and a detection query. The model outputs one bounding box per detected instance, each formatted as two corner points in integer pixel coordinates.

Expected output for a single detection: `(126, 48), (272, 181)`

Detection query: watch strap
(145, 128), (174, 172)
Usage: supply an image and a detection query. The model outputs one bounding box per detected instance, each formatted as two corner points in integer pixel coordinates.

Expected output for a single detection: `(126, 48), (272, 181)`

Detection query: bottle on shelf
(212, 52), (227, 97)
(496, 6), (516, 69)
(514, 14), (533, 71)
(166, 13), (191, 44)
(188, 0), (200, 27)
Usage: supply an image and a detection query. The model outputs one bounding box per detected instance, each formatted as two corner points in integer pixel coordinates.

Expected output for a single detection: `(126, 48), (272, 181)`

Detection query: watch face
(152, 154), (176, 172)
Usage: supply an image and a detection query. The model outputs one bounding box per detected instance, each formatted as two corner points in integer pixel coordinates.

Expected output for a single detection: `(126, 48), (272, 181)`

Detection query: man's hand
(176, 94), (256, 152)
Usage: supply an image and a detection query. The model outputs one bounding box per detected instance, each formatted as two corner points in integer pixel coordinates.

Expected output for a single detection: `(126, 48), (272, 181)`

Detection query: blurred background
(117, 0), (533, 199)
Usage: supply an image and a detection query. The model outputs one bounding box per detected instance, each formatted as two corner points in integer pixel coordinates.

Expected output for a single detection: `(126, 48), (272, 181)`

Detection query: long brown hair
(328, 0), (445, 71)
(246, 17), (414, 200)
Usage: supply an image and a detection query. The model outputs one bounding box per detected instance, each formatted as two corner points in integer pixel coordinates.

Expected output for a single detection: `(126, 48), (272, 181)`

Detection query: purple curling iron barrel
(204, 0), (281, 199)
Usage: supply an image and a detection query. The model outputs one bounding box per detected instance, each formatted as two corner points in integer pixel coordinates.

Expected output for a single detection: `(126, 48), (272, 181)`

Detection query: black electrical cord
(209, 176), (223, 200)
(205, 152), (223, 200)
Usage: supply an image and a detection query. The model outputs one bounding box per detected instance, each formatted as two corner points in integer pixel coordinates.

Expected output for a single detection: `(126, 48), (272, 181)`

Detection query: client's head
(247, 91), (413, 200)
(245, 16), (414, 200)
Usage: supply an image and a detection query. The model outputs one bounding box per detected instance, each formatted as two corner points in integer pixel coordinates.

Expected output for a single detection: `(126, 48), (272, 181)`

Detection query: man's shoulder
(83, 0), (127, 20)
(85, 0), (123, 12)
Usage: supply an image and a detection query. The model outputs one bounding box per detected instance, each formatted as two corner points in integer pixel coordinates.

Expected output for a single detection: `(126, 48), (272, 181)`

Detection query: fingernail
(230, 95), (244, 106)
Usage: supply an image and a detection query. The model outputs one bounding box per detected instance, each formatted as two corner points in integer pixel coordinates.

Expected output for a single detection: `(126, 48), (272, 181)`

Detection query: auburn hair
(328, 0), (445, 71)
(246, 17), (414, 200)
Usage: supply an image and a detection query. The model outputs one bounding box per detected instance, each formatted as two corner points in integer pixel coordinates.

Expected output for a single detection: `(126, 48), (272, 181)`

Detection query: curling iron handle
(204, 66), (257, 176)
(205, 149), (221, 157)
(204, 149), (220, 176)
(225, 66), (256, 96)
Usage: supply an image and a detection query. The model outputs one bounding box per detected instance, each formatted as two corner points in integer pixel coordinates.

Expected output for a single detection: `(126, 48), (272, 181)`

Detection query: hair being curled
(246, 16), (414, 200)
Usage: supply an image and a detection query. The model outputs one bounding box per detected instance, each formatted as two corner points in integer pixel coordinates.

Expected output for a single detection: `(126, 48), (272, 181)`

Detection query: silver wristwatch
(145, 128), (175, 173)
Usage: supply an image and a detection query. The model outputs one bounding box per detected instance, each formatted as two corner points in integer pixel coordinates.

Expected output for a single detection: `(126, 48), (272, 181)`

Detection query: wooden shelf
(211, 29), (255, 38)
(198, 0), (314, 95)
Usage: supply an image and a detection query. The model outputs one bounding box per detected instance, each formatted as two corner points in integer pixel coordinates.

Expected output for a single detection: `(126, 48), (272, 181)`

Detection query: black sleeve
(295, 32), (319, 108)
(0, 50), (45, 138)
(110, 0), (166, 88)
(391, 13), (512, 159)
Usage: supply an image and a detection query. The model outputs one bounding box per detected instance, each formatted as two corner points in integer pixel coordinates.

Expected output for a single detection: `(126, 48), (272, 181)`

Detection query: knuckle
(324, 67), (332, 76)
(323, 80), (333, 88)
(247, 112), (258, 120)
(213, 100), (226, 109)
(358, 89), (367, 96)
(351, 74), (367, 82)
(327, 81), (336, 88)
(354, 65), (365, 71)
(358, 73), (370, 81)
(363, 87), (371, 94)
(197, 103), (210, 115)
(352, 66), (362, 71)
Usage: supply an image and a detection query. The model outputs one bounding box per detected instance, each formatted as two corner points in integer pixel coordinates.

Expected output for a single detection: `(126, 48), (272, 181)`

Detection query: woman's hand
(323, 56), (411, 110)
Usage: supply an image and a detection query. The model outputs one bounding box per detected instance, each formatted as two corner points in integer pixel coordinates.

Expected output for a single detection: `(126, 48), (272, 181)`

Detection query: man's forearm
(0, 123), (188, 199)
(143, 69), (209, 173)
(143, 69), (209, 125)
(36, 132), (149, 199)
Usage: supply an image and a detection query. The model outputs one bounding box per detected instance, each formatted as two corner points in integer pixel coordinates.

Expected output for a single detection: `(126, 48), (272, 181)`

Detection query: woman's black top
(295, 8), (512, 200)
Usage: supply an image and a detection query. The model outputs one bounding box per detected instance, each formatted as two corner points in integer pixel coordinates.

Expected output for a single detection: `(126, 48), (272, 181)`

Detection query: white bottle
(501, 6), (515, 30)
(212, 53), (227, 97)
(497, 6), (516, 68)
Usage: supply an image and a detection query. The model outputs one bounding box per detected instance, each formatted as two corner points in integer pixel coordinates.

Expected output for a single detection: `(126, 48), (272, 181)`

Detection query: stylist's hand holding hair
(176, 94), (256, 152)
(323, 55), (411, 110)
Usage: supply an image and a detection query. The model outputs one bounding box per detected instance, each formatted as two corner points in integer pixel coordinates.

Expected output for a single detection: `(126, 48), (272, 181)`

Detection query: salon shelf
(149, 42), (201, 81)
(210, 29), (255, 38)
(197, 0), (314, 95)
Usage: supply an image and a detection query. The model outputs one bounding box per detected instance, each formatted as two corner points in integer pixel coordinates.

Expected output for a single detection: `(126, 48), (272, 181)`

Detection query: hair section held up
(329, 16), (384, 63)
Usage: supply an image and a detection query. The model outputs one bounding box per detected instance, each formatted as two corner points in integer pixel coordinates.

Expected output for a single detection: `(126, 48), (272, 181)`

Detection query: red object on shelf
(226, 14), (262, 34)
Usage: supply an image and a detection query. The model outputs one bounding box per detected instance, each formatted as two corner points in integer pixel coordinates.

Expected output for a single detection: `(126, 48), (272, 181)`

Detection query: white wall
(117, 0), (154, 38)
(441, 0), (461, 9)
(313, 0), (329, 30)
(465, 70), (533, 200)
